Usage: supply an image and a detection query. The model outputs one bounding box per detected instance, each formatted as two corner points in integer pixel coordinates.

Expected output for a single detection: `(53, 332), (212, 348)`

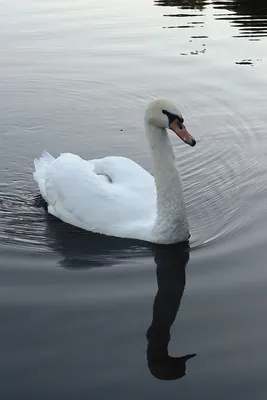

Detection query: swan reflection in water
(44, 210), (196, 379)
(147, 242), (196, 380)
(44, 211), (153, 268)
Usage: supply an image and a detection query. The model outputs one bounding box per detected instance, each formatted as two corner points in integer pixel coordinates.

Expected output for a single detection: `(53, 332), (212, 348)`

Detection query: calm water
(1, 0), (267, 398)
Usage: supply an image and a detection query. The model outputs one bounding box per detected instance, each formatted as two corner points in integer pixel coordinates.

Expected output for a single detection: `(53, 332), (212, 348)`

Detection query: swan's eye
(162, 110), (184, 126)
(177, 121), (184, 130)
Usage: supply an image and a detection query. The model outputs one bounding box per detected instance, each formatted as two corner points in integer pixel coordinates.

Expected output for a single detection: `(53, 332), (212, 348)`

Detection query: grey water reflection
(155, 0), (267, 40)
(214, 1), (267, 40)
(155, 0), (207, 30)
(147, 242), (196, 380)
(155, 0), (207, 10)
(42, 198), (153, 268)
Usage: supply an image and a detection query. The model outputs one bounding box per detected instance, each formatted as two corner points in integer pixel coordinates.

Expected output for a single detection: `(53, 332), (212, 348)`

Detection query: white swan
(33, 98), (196, 244)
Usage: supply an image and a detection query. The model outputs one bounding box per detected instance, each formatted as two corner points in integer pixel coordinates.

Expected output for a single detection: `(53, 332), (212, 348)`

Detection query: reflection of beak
(180, 354), (197, 362)
(170, 120), (196, 147)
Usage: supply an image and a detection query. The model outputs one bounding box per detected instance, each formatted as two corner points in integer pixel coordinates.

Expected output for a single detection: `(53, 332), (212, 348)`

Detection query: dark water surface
(1, 0), (267, 398)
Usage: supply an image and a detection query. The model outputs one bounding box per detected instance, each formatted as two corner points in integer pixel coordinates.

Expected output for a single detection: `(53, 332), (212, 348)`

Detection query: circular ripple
(177, 102), (267, 250)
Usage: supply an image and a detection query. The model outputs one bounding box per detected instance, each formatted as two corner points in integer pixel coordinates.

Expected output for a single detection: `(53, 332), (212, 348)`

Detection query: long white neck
(145, 123), (189, 243)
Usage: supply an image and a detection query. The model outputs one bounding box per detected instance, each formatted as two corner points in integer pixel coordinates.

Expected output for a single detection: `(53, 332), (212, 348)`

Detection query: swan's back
(34, 151), (156, 240)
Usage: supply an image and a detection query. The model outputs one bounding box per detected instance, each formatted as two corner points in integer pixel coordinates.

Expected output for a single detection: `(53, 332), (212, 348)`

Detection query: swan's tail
(33, 150), (55, 200)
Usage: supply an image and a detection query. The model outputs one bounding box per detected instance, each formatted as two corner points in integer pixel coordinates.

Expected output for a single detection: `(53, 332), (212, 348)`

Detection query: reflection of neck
(146, 245), (195, 380)
(145, 123), (189, 243)
(146, 250), (186, 359)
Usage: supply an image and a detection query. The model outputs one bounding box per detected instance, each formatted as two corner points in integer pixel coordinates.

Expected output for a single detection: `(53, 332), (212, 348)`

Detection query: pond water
(1, 0), (267, 398)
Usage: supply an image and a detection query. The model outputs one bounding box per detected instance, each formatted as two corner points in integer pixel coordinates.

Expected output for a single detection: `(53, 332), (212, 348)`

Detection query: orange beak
(170, 120), (196, 147)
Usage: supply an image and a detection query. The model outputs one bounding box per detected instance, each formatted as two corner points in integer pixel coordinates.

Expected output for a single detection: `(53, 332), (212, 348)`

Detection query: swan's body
(33, 98), (196, 244)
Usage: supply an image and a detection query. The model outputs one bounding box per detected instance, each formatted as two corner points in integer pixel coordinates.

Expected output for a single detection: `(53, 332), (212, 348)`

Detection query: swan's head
(145, 98), (196, 147)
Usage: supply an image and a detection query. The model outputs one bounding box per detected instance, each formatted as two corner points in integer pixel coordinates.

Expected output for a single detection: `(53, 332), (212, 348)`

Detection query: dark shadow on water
(45, 213), (154, 268)
(147, 242), (196, 380)
(214, 1), (267, 40)
(155, 0), (267, 39)
(155, 0), (207, 10)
